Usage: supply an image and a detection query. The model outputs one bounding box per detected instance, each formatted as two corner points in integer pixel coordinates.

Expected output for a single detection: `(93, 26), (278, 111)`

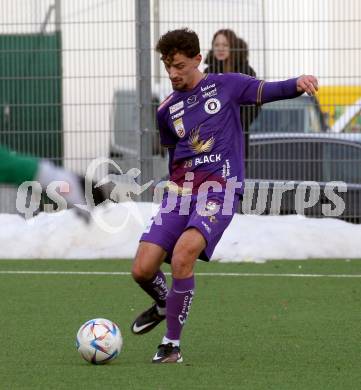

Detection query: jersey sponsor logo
(202, 88), (217, 99)
(188, 126), (215, 154)
(187, 95), (199, 108)
(194, 153), (221, 166)
(178, 292), (193, 325)
(169, 100), (184, 114)
(201, 83), (215, 92)
(171, 109), (184, 120)
(204, 98), (221, 114)
(183, 153), (221, 168)
(222, 159), (231, 178)
(187, 95), (197, 104)
(173, 118), (186, 138)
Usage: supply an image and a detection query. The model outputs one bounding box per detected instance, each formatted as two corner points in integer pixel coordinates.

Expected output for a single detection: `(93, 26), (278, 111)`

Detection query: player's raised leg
(152, 228), (206, 363)
(131, 241), (168, 335)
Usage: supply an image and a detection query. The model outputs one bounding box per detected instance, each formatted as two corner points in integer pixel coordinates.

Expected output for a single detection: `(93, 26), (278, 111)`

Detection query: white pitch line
(0, 270), (360, 278)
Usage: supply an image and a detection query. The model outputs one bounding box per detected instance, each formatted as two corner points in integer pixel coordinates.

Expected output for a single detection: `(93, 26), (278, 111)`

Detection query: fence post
(135, 0), (154, 202)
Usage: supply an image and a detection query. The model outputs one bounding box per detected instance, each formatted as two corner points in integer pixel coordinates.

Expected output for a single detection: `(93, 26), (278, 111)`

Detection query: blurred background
(0, 0), (360, 219)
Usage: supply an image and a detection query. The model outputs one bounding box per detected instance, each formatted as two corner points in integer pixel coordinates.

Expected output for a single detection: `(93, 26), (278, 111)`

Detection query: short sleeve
(223, 73), (263, 106)
(157, 111), (177, 148)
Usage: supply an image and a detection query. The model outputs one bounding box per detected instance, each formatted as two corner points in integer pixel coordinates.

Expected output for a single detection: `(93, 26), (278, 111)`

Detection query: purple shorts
(140, 191), (240, 262)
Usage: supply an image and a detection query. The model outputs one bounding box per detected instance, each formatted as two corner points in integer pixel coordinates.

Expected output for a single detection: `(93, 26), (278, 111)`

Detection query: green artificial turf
(0, 259), (360, 389)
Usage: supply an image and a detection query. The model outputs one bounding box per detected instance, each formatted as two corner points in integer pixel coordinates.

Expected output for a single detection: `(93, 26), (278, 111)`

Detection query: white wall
(0, 0), (54, 33)
(263, 0), (361, 85)
(61, 0), (136, 174)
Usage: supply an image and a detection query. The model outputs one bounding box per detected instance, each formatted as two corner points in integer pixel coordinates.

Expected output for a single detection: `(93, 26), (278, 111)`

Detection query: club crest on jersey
(173, 118), (186, 138)
(199, 200), (220, 217)
(206, 200), (218, 212)
(204, 98), (221, 115)
(169, 100), (184, 114)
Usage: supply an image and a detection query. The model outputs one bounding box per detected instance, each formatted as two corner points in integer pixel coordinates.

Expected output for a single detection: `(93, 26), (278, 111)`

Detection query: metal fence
(1, 0), (360, 219)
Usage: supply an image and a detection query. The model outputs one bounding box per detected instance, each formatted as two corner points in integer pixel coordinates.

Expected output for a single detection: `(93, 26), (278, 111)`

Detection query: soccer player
(0, 145), (87, 214)
(130, 28), (318, 363)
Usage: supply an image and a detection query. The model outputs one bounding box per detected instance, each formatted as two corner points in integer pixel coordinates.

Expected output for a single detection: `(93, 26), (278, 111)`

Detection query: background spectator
(204, 29), (260, 167)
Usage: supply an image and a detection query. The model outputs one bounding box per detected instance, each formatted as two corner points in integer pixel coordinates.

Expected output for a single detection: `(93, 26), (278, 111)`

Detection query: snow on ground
(1, 202), (361, 262)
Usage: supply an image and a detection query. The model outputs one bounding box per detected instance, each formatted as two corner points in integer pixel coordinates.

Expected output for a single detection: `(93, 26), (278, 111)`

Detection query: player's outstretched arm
(259, 75), (318, 104)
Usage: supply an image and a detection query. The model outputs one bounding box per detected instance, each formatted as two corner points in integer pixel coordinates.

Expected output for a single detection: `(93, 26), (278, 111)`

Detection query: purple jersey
(157, 73), (299, 194)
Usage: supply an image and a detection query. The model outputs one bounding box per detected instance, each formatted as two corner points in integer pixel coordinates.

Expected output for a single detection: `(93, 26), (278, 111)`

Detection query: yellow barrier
(317, 86), (361, 129)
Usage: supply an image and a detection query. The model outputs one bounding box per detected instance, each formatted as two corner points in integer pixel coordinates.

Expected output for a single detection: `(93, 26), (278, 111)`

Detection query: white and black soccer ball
(76, 318), (123, 364)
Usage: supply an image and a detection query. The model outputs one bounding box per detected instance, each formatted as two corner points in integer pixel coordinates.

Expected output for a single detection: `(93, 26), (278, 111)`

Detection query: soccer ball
(76, 318), (123, 364)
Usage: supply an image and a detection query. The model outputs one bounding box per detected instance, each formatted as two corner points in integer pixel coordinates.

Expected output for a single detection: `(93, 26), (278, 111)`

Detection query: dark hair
(205, 29), (250, 72)
(156, 28), (200, 61)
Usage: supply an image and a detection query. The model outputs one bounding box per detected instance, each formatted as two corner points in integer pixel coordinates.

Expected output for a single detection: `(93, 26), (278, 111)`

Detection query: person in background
(204, 29), (259, 167)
